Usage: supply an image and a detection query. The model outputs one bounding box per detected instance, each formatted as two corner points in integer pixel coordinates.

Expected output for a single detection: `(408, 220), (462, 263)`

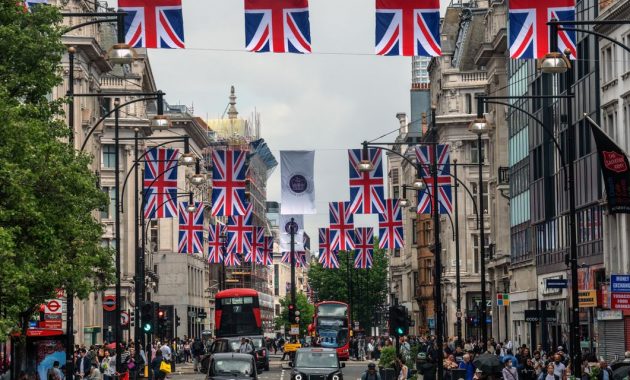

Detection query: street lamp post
(469, 105), (489, 350)
(453, 160), (462, 348)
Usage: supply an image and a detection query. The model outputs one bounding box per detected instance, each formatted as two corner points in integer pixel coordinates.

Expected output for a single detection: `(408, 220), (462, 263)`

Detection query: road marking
(280, 369), (285, 380)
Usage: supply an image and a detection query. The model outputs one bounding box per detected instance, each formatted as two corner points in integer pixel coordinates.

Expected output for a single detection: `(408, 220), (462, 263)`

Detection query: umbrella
(473, 353), (503, 374)
(612, 362), (630, 371)
(501, 355), (519, 366)
(105, 342), (117, 349)
(613, 365), (630, 380)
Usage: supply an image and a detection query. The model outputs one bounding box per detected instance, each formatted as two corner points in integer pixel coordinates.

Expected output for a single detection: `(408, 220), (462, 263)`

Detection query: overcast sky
(144, 0), (419, 245)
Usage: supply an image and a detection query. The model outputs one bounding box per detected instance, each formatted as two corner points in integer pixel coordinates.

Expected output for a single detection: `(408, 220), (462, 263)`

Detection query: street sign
(497, 293), (510, 306)
(120, 311), (130, 326)
(546, 278), (568, 289)
(578, 290), (597, 307)
(524, 310), (557, 322)
(44, 299), (63, 314)
(597, 309), (622, 320)
(290, 324), (299, 335)
(103, 295), (116, 312)
(611, 275), (630, 293)
(611, 293), (630, 309)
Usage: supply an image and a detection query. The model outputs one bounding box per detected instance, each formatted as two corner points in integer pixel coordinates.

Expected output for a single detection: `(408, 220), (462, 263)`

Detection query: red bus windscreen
(215, 288), (262, 337)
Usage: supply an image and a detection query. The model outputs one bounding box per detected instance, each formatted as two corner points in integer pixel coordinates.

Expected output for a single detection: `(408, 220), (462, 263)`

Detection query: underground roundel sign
(103, 295), (116, 312)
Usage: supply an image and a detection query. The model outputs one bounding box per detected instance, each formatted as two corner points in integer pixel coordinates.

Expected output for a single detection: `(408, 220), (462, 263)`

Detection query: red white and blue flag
(177, 202), (204, 254)
(415, 144), (453, 215)
(144, 147), (179, 219)
(348, 148), (386, 215)
(281, 251), (306, 267)
(244, 0), (312, 54)
(375, 0), (441, 57)
(24, 0), (47, 10)
(329, 202), (355, 251)
(378, 198), (404, 249)
(249, 227), (265, 264)
(208, 223), (225, 264)
(354, 227), (374, 269)
(227, 203), (253, 256)
(259, 236), (274, 266)
(509, 0), (576, 59)
(318, 228), (339, 269)
(118, 0), (185, 49)
(211, 150), (248, 217)
(223, 251), (241, 267)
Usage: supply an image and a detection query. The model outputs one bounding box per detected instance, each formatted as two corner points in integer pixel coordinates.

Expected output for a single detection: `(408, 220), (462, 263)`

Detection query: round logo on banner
(284, 221), (299, 234)
(288, 174), (309, 195)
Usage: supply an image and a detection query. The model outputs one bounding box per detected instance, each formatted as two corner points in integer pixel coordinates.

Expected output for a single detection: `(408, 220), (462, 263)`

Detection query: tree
(308, 246), (389, 334)
(274, 292), (314, 336)
(0, 2), (114, 336)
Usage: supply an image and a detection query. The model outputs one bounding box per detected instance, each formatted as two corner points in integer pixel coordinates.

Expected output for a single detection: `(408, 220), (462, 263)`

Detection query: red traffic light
(288, 304), (295, 310)
(158, 309), (165, 318)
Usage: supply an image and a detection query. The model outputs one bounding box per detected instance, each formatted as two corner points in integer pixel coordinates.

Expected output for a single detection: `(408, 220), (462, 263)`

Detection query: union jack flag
(227, 203), (253, 256)
(348, 148), (386, 215)
(258, 236), (274, 266)
(223, 251), (241, 267)
(329, 202), (355, 251)
(144, 147), (179, 219)
(282, 251), (307, 267)
(177, 202), (204, 254)
(23, 0), (47, 10)
(244, 0), (311, 54)
(249, 227), (265, 264)
(211, 150), (248, 217)
(375, 0), (441, 57)
(379, 198), (404, 249)
(354, 227), (374, 269)
(119, 0), (185, 49)
(208, 223), (225, 264)
(509, 0), (576, 59)
(318, 228), (339, 269)
(415, 144), (453, 215)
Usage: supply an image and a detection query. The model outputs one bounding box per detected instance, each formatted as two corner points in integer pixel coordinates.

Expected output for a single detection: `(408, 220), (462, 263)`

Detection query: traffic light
(157, 308), (167, 337)
(388, 305), (409, 337)
(141, 302), (155, 333)
(176, 315), (181, 327)
(288, 304), (296, 323)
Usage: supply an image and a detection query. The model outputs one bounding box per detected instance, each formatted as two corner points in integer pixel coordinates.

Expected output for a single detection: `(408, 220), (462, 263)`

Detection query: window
(624, 98), (630, 152)
(624, 32), (630, 74)
(100, 187), (116, 219)
(471, 182), (489, 215)
(274, 265), (279, 296)
(601, 45), (615, 83)
(423, 259), (433, 284)
(393, 186), (400, 200)
(472, 234), (490, 274)
(102, 144), (117, 169)
(602, 105), (618, 143)
(149, 220), (159, 253)
(393, 249), (401, 257)
(465, 94), (472, 114)
(412, 219), (418, 245)
(391, 168), (399, 185)
(100, 97), (112, 117)
(470, 140), (486, 164)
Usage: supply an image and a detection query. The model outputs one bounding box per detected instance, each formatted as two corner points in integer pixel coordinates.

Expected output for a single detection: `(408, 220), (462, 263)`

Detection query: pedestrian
(459, 354), (475, 380)
(597, 360), (612, 380)
(541, 363), (560, 380)
(76, 348), (90, 379)
(519, 358), (537, 380)
(192, 338), (204, 372)
(503, 359), (519, 380)
(361, 363), (382, 380)
(183, 340), (191, 363)
(552, 354), (566, 379)
(85, 364), (102, 380)
(100, 350), (115, 380)
(47, 361), (65, 380)
(151, 350), (165, 380)
(396, 355), (409, 380)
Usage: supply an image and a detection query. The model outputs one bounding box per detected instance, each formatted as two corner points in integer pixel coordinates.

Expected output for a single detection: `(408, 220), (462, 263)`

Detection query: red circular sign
(103, 296), (116, 312)
(47, 300), (61, 313)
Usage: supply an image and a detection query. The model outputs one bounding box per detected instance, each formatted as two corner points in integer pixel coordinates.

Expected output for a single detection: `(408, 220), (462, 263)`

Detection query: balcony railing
(498, 167), (510, 185)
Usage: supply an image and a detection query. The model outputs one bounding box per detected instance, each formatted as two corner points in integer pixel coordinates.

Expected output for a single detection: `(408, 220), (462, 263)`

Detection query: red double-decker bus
(215, 288), (263, 337)
(313, 301), (350, 360)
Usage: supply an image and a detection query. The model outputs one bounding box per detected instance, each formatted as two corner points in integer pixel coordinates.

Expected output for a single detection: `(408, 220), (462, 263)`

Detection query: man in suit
(75, 349), (90, 379)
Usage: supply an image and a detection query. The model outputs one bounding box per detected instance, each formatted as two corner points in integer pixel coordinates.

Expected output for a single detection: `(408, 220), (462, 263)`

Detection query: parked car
(206, 353), (258, 380)
(290, 348), (344, 380)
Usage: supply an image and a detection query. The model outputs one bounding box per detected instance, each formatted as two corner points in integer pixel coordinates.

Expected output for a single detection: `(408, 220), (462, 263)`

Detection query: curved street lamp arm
(79, 96), (158, 153)
(62, 11), (127, 43)
(482, 99), (569, 189)
(547, 20), (630, 55)
(120, 139), (190, 211)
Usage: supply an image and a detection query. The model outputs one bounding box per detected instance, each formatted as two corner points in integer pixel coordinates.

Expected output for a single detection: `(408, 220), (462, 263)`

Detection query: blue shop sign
(611, 275), (630, 293)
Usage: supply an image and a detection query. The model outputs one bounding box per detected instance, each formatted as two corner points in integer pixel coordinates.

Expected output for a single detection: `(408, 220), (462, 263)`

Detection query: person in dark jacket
(519, 358), (537, 380)
(151, 351), (165, 380)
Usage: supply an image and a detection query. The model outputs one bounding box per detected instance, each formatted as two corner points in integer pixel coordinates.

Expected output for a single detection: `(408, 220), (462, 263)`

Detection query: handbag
(160, 360), (172, 374)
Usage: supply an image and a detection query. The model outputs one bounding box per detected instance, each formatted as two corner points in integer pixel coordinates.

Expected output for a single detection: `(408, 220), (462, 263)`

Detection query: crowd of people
(354, 335), (626, 380)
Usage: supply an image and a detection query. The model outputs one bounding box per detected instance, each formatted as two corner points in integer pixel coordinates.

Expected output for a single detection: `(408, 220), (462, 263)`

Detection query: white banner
(281, 151), (316, 215)
(279, 214), (305, 252)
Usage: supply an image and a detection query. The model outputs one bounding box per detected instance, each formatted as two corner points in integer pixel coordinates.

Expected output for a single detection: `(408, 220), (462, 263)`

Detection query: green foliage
(308, 246), (388, 333)
(274, 292), (314, 336)
(379, 346), (396, 369)
(0, 2), (114, 336)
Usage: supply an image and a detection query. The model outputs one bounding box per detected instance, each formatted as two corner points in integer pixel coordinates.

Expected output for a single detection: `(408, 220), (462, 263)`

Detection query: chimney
(396, 112), (407, 134)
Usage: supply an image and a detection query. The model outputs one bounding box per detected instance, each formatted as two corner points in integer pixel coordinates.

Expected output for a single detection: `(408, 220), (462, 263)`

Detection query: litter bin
(451, 368), (467, 380)
(380, 367), (396, 380)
